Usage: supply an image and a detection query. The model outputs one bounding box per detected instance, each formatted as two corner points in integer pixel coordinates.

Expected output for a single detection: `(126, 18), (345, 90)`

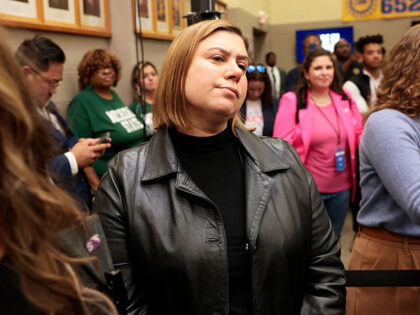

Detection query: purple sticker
(85, 234), (102, 254)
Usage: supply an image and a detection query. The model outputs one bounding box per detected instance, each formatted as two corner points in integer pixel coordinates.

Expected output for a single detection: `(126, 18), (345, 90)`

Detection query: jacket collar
(141, 127), (289, 182)
(141, 128), (178, 181)
(235, 128), (289, 172)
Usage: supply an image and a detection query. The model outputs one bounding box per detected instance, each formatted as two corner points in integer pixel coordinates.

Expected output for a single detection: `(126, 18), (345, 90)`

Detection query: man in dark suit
(15, 36), (110, 209)
(265, 52), (286, 99)
(284, 33), (321, 92)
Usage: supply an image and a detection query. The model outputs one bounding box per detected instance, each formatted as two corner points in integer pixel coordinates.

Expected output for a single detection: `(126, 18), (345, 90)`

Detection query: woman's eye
(212, 55), (224, 62)
(238, 64), (247, 71)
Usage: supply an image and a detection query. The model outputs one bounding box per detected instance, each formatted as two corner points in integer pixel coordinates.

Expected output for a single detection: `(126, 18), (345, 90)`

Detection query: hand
(71, 138), (111, 168)
(83, 166), (100, 192)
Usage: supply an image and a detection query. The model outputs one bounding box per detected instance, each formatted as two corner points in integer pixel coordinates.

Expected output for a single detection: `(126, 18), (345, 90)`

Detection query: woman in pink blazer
(273, 48), (363, 238)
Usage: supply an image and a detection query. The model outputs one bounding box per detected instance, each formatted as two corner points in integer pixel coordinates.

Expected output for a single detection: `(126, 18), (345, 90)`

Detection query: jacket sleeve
(343, 81), (368, 114)
(51, 154), (72, 178)
(92, 155), (148, 315)
(362, 111), (420, 224)
(298, 153), (346, 314)
(272, 92), (298, 142)
(344, 89), (364, 147)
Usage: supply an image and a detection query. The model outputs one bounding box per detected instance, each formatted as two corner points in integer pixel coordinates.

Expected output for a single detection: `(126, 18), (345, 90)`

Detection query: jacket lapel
(236, 129), (289, 252)
(297, 92), (314, 163)
(142, 128), (291, 249)
(244, 163), (275, 252)
(141, 129), (210, 201)
(331, 91), (354, 150)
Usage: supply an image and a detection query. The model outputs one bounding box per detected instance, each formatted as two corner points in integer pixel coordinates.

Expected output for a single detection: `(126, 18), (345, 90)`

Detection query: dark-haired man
(343, 35), (384, 114)
(15, 36), (110, 208)
(334, 38), (362, 83)
(265, 51), (286, 98)
(284, 33), (321, 92)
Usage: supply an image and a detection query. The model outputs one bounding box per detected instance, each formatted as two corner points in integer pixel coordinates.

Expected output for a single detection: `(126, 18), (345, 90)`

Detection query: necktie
(271, 68), (278, 97)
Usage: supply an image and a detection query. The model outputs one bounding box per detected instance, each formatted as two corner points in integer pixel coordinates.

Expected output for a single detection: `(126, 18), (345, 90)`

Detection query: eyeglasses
(30, 67), (62, 88)
(247, 65), (266, 73)
(96, 65), (115, 75)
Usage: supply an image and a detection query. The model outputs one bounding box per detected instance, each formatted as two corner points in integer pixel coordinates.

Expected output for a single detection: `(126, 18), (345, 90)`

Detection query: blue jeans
(320, 188), (350, 239)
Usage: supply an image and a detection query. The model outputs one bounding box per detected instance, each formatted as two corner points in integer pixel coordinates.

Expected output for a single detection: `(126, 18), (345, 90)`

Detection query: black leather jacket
(93, 128), (345, 315)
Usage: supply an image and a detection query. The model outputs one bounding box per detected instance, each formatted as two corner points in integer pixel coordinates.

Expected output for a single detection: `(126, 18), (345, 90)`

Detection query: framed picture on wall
(79, 0), (110, 35)
(43, 0), (77, 27)
(155, 0), (169, 34)
(133, 0), (186, 40)
(135, 0), (154, 34)
(0, 0), (38, 22)
(0, 0), (110, 37)
(171, 0), (184, 35)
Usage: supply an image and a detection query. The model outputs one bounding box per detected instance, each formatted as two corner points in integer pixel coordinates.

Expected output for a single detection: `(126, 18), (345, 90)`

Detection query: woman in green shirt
(67, 49), (144, 191)
(129, 61), (159, 141)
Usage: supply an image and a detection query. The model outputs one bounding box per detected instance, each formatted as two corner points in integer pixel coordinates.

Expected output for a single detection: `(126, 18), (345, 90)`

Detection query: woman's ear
(303, 70), (309, 81)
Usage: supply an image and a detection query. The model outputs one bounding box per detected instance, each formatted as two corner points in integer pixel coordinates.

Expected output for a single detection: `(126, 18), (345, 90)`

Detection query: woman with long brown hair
(273, 48), (363, 239)
(240, 63), (278, 136)
(346, 25), (420, 315)
(0, 35), (116, 314)
(129, 61), (159, 142)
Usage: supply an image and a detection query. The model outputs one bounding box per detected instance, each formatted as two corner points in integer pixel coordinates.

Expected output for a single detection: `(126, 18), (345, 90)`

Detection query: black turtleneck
(169, 126), (252, 315)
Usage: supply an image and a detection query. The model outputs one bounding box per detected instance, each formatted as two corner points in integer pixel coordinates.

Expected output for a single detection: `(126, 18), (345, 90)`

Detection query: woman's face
(247, 80), (265, 101)
(184, 30), (248, 133)
(304, 55), (334, 91)
(138, 64), (158, 93)
(90, 64), (115, 90)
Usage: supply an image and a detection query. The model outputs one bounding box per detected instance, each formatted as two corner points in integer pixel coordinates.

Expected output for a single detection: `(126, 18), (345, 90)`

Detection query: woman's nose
(226, 62), (242, 81)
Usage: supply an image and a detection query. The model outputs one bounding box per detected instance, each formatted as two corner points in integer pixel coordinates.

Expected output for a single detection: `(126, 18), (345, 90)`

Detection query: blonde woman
(94, 20), (345, 314)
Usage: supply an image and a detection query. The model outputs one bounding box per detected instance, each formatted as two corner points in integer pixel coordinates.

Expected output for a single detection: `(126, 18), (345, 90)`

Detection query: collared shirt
(39, 103), (79, 176)
(364, 69), (383, 105)
(267, 65), (281, 99)
(343, 69), (383, 114)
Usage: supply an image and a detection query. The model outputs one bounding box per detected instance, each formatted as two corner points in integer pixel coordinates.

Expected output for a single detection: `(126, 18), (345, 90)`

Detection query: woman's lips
(222, 86), (239, 98)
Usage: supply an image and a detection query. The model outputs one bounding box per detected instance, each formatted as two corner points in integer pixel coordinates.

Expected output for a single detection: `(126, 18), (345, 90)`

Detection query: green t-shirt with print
(129, 101), (154, 142)
(67, 87), (144, 178)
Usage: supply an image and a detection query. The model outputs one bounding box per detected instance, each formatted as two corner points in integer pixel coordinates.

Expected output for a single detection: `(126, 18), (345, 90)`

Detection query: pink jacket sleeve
(272, 92), (298, 143)
(344, 90), (364, 147)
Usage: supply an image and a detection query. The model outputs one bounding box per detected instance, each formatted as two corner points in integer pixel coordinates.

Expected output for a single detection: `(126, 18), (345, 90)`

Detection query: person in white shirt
(240, 64), (278, 136)
(343, 35), (384, 115)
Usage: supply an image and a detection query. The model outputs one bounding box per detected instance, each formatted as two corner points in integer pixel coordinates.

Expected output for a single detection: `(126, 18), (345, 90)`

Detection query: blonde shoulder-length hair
(153, 19), (248, 131)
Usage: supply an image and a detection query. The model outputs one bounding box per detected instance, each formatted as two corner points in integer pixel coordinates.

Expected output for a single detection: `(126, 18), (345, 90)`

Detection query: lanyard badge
(335, 149), (345, 172)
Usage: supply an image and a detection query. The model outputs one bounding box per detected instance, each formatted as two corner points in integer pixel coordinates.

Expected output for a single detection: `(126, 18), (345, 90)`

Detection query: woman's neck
(93, 87), (113, 100)
(310, 88), (331, 107)
(176, 121), (228, 137)
(144, 91), (154, 104)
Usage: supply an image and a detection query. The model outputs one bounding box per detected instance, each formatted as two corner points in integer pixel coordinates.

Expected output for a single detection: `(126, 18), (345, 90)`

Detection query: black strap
(346, 270), (420, 287)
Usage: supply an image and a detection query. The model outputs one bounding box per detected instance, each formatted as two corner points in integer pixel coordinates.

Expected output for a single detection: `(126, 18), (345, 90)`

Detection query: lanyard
(311, 94), (342, 147)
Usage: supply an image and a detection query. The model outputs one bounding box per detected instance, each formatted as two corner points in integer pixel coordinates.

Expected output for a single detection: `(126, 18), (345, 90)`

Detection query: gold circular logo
(345, 0), (378, 18)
